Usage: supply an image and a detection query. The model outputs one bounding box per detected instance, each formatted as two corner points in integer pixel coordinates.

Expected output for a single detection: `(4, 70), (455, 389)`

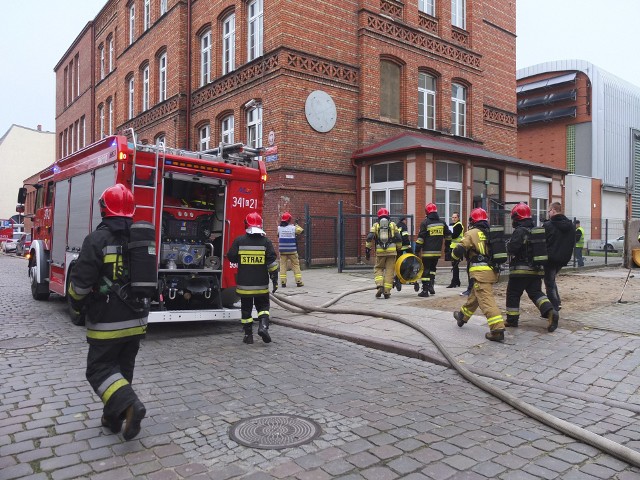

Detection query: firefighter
(226, 212), (279, 344)
(68, 184), (148, 441)
(574, 219), (585, 267)
(505, 203), (559, 331)
(278, 212), (304, 287)
(393, 216), (414, 291)
(365, 208), (402, 299)
(414, 203), (451, 297)
(447, 211), (463, 288)
(452, 208), (506, 342)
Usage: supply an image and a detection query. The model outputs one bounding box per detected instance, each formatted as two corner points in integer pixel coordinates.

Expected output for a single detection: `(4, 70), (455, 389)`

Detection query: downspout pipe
(185, 0), (192, 149)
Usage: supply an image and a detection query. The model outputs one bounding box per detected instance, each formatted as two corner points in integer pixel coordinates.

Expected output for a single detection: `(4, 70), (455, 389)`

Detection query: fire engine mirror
(17, 187), (27, 204)
(15, 204), (25, 213)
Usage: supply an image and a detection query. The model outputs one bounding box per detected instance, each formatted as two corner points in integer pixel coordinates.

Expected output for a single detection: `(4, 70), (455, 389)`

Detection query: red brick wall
(54, 0), (518, 222)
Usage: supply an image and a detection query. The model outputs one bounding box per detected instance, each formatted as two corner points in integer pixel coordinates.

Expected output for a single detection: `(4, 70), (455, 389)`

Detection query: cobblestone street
(1, 254), (640, 479)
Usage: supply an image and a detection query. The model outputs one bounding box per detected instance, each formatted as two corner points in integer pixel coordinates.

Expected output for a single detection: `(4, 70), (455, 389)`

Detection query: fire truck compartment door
(51, 180), (70, 265)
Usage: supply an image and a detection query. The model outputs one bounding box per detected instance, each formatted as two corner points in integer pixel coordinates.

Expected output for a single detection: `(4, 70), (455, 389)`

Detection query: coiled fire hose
(270, 287), (640, 468)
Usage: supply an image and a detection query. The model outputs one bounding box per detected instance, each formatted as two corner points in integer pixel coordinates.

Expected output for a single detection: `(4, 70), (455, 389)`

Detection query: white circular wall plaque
(305, 90), (337, 133)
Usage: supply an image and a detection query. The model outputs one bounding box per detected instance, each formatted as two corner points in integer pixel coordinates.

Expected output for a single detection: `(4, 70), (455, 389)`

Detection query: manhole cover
(229, 414), (322, 450)
(0, 337), (48, 350)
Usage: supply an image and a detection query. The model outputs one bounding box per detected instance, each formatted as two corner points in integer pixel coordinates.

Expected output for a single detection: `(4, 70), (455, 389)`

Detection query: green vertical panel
(633, 134), (640, 218)
(566, 125), (576, 174)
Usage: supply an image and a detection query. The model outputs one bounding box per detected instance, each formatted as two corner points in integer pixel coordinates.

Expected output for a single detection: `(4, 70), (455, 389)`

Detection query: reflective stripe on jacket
(278, 223), (303, 254)
(227, 233), (278, 296)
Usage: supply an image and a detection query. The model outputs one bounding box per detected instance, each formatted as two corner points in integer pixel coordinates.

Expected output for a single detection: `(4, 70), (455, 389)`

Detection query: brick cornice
(483, 105), (517, 129)
(361, 11), (481, 70)
(120, 95), (184, 132)
(191, 48), (360, 110)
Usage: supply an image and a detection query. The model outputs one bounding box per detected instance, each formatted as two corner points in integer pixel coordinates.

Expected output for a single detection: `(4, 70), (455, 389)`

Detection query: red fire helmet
(425, 203), (437, 214)
(470, 208), (488, 223)
(99, 184), (135, 218)
(377, 207), (389, 218)
(245, 212), (263, 228)
(281, 212), (292, 222)
(511, 203), (531, 221)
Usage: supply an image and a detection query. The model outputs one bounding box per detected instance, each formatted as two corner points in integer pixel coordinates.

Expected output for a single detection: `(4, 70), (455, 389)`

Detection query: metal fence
(298, 202), (634, 269)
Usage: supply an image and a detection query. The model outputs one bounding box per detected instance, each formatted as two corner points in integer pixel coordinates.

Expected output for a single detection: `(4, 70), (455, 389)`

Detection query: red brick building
(55, 0), (564, 236)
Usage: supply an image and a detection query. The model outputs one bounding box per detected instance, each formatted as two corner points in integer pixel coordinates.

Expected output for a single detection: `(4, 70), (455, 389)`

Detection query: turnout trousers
(506, 276), (554, 323)
(86, 340), (142, 421)
(459, 279), (505, 332)
(374, 255), (396, 294)
(279, 253), (303, 285)
(240, 294), (270, 325)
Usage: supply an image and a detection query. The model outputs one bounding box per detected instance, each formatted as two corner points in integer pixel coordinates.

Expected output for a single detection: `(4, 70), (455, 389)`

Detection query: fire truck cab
(20, 132), (266, 324)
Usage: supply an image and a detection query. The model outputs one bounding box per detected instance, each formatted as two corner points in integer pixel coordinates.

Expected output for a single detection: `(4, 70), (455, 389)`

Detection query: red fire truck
(19, 132), (266, 324)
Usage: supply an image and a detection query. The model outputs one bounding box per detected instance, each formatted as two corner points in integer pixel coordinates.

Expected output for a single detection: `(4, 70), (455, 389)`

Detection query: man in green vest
(575, 220), (585, 267)
(447, 212), (463, 288)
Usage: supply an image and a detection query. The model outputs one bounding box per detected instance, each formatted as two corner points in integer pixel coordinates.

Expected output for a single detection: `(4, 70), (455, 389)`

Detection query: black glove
(365, 248), (371, 260)
(270, 271), (278, 293)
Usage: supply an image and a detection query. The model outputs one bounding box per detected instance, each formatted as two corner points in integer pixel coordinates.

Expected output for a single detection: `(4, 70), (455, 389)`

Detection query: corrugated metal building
(517, 59), (640, 243)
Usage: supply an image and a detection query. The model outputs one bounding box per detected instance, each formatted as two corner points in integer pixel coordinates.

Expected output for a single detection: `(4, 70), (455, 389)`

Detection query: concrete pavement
(1, 254), (640, 479)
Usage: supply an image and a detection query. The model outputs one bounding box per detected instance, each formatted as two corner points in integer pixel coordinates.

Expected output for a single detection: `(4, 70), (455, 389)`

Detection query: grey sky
(1, 0), (639, 137)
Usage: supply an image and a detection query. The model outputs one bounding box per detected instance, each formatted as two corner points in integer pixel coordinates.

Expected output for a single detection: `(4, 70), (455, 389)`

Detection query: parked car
(3, 233), (23, 253)
(603, 235), (625, 253)
(15, 233), (32, 256)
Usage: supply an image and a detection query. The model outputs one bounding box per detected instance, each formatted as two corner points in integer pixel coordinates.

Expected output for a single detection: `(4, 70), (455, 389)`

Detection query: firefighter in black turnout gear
(227, 212), (279, 344)
(68, 184), (151, 441)
(506, 203), (559, 332)
(415, 203), (451, 297)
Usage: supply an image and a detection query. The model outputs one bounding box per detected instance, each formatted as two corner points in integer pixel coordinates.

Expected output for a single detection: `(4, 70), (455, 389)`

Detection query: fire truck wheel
(29, 257), (50, 301)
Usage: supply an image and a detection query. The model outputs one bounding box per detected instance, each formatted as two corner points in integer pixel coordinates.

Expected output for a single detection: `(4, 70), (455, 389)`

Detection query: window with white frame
(199, 124), (211, 150)
(144, 0), (151, 31)
(76, 54), (80, 96)
(158, 52), (167, 102)
(246, 105), (262, 148)
(156, 134), (166, 146)
(75, 120), (80, 150)
(418, 0), (435, 16)
(98, 104), (105, 138)
(100, 45), (105, 80)
(142, 65), (150, 111)
(221, 115), (234, 144)
(222, 13), (236, 74)
(80, 116), (86, 148)
(128, 77), (135, 119)
(108, 99), (113, 135)
(129, 4), (136, 45)
(418, 72), (436, 130)
(109, 37), (114, 72)
(247, 0), (263, 61)
(451, 0), (466, 29)
(531, 178), (551, 226)
(69, 123), (74, 152)
(370, 162), (404, 218)
(70, 60), (74, 101)
(451, 83), (466, 136)
(435, 161), (463, 222)
(200, 30), (211, 86)
(160, 0), (168, 15)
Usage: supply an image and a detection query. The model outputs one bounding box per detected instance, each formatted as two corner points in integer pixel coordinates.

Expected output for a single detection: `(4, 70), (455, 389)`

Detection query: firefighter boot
(428, 278), (436, 295)
(376, 286), (383, 298)
(257, 315), (272, 343)
(101, 414), (123, 434)
(243, 323), (254, 344)
(393, 276), (402, 292)
(413, 282), (420, 292)
(485, 329), (505, 342)
(418, 282), (430, 297)
(123, 399), (146, 441)
(453, 311), (467, 327)
(505, 315), (519, 328)
(547, 309), (559, 332)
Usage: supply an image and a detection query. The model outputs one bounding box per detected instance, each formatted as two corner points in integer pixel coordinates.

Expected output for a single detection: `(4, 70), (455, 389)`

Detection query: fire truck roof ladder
(129, 128), (163, 223)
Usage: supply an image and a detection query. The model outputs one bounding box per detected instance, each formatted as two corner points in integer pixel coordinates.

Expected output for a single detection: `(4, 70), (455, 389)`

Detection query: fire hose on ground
(269, 286), (640, 469)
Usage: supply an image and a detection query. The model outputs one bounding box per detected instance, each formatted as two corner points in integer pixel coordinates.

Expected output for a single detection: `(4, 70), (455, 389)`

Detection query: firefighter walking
(505, 203), (559, 331)
(227, 212), (279, 344)
(277, 212), (304, 287)
(415, 203), (451, 297)
(365, 208), (402, 299)
(68, 184), (149, 441)
(452, 208), (506, 342)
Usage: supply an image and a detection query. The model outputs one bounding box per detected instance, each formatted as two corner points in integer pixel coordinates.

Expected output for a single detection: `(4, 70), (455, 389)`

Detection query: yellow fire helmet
(394, 253), (424, 284)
